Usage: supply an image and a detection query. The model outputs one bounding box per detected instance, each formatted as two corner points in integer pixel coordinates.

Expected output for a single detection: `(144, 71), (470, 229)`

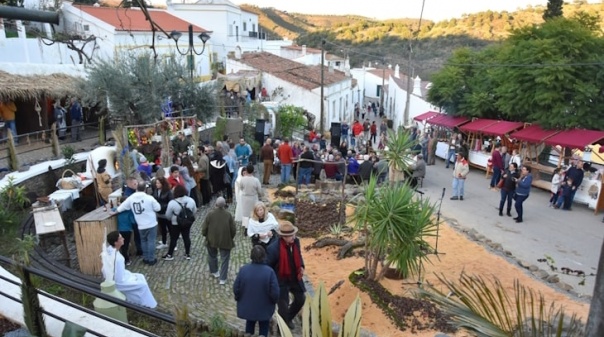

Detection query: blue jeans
(5, 120), (17, 142)
(207, 246), (231, 281)
(514, 194), (529, 220)
(139, 225), (157, 262)
(281, 164), (292, 184)
(499, 189), (514, 214)
(421, 146), (428, 162)
(350, 136), (356, 148)
(491, 167), (502, 188)
(446, 149), (455, 167)
(452, 177), (465, 197)
(245, 320), (269, 337)
(298, 167), (313, 185)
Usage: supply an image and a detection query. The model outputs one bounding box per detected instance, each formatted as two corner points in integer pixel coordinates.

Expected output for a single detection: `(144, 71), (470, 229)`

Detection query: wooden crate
(73, 207), (117, 276)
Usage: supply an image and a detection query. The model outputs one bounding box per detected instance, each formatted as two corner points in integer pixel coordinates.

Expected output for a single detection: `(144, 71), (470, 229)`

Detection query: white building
(226, 51), (355, 130)
(280, 45), (349, 73)
(166, 0), (292, 68)
(386, 66), (438, 130)
(59, 3), (214, 78)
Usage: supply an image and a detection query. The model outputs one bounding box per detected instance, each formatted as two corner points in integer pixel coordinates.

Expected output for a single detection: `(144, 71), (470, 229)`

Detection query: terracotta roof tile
(234, 51), (349, 90)
(77, 5), (209, 33)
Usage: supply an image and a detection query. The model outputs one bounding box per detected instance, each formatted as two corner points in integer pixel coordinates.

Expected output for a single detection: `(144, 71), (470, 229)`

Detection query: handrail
(0, 255), (175, 336)
(0, 121), (100, 144)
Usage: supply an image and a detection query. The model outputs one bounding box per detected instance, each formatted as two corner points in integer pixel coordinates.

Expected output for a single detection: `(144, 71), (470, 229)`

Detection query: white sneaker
(156, 243), (168, 249)
(212, 272), (220, 278)
(219, 279), (227, 285)
(174, 246), (178, 251)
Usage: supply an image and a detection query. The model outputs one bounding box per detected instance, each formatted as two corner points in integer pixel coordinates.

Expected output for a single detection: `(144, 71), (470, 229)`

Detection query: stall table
(33, 204), (70, 266)
(73, 207), (117, 276)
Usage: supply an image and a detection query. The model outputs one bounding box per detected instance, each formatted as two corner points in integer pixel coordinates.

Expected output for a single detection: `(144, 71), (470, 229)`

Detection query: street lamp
(170, 24), (211, 79)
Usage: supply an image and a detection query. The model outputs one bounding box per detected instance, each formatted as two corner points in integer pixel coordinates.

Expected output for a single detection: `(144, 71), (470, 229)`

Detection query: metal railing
(0, 255), (174, 337)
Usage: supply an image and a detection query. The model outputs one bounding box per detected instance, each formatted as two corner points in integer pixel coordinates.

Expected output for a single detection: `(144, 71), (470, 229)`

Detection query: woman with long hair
(153, 177), (173, 249)
(163, 185), (197, 260)
(181, 156), (200, 207)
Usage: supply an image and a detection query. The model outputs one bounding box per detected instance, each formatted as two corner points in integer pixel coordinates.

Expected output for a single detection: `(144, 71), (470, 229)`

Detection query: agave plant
(351, 176), (437, 281)
(419, 273), (585, 337)
(276, 282), (362, 337)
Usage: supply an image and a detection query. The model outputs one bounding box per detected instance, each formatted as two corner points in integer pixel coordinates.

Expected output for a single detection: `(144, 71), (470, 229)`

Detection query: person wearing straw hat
(266, 221), (306, 330)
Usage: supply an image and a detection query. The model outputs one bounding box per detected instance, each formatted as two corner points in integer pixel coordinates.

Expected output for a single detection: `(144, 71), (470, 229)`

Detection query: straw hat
(276, 221), (298, 237)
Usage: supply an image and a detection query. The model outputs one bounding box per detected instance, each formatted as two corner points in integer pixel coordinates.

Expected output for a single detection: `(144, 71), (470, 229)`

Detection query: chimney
(302, 45), (306, 56)
(394, 64), (400, 78)
(413, 75), (422, 96)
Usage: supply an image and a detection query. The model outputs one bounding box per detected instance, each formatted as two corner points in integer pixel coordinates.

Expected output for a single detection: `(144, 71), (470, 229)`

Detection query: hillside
(240, 2), (604, 80)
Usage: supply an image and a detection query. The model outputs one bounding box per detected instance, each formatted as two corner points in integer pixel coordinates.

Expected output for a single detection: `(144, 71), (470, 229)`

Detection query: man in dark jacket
(202, 197), (236, 285)
(266, 221), (306, 330)
(358, 155), (374, 183)
(498, 162), (519, 216)
(69, 97), (83, 142)
(234, 245), (279, 337)
(565, 160), (584, 209)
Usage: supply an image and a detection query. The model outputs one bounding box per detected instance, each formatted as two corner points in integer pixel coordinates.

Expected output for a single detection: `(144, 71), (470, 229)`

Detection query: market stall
(459, 119), (524, 170)
(510, 124), (561, 190)
(413, 111), (441, 132)
(425, 114), (470, 160)
(543, 129), (604, 213)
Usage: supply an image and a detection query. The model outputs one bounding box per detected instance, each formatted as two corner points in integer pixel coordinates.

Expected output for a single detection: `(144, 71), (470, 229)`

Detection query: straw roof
(0, 71), (82, 101)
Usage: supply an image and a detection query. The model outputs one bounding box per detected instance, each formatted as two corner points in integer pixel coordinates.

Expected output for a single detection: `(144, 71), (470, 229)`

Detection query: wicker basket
(60, 169), (78, 189)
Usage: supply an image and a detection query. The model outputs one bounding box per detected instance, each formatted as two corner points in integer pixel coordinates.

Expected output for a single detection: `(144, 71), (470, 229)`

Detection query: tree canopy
(543, 0), (564, 21)
(426, 14), (604, 130)
(80, 52), (217, 124)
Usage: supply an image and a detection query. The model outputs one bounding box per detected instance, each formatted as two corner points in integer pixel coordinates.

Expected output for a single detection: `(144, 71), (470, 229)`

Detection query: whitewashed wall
(387, 75), (438, 130)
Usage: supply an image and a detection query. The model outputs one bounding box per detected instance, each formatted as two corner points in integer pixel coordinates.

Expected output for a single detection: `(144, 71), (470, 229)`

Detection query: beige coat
(96, 172), (112, 202)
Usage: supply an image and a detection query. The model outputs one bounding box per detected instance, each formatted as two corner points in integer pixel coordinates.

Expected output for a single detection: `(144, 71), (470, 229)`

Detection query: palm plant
(419, 273), (585, 337)
(351, 176), (437, 281)
(380, 128), (417, 186)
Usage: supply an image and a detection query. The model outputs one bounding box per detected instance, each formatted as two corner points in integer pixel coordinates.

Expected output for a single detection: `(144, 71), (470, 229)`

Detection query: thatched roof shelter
(0, 70), (82, 101)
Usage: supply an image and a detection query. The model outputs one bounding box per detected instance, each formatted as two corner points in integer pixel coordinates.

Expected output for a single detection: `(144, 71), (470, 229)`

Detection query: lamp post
(170, 24), (211, 79)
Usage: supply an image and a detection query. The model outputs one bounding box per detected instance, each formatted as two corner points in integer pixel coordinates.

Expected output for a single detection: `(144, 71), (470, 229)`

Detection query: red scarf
(278, 238), (302, 281)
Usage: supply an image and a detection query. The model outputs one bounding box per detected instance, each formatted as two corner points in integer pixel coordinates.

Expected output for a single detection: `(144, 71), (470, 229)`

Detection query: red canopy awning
(544, 129), (604, 149)
(413, 111), (440, 122)
(427, 114), (470, 129)
(459, 118), (499, 133)
(510, 124), (559, 143)
(481, 121), (524, 136)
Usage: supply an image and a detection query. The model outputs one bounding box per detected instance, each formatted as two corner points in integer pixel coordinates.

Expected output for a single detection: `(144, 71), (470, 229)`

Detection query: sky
(234, 0), (602, 22)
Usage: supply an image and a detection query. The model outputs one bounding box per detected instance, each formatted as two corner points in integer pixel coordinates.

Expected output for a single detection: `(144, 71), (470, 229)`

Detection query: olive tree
(80, 52), (218, 125)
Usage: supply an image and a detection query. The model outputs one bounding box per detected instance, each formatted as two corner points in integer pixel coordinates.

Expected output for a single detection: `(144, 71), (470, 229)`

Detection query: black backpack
(176, 201), (195, 227)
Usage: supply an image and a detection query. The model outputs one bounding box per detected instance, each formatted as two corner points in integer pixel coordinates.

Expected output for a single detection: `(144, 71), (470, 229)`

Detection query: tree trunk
(586, 238), (604, 336)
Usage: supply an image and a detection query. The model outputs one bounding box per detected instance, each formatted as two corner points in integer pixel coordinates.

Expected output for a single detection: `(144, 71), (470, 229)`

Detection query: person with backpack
(162, 185), (197, 261)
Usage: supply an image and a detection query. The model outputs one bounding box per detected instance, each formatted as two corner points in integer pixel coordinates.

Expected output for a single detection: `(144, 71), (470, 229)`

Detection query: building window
(243, 22), (247, 31)
(335, 61), (341, 66)
(332, 100), (336, 119)
(377, 85), (382, 97)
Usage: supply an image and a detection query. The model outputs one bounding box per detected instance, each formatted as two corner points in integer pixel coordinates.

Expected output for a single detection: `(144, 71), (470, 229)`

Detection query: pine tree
(543, 0), (564, 21)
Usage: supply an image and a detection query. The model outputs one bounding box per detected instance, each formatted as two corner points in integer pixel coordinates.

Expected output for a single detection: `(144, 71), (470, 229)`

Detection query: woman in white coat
(234, 166), (246, 223)
(101, 231), (157, 308)
(237, 165), (263, 229)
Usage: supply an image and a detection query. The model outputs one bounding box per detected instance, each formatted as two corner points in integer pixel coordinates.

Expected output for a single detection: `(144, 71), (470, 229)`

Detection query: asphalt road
(418, 159), (603, 298)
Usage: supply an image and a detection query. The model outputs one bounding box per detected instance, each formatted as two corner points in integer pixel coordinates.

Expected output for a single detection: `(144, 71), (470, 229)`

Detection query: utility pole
(403, 42), (413, 126)
(380, 57), (385, 117)
(320, 39), (325, 133)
